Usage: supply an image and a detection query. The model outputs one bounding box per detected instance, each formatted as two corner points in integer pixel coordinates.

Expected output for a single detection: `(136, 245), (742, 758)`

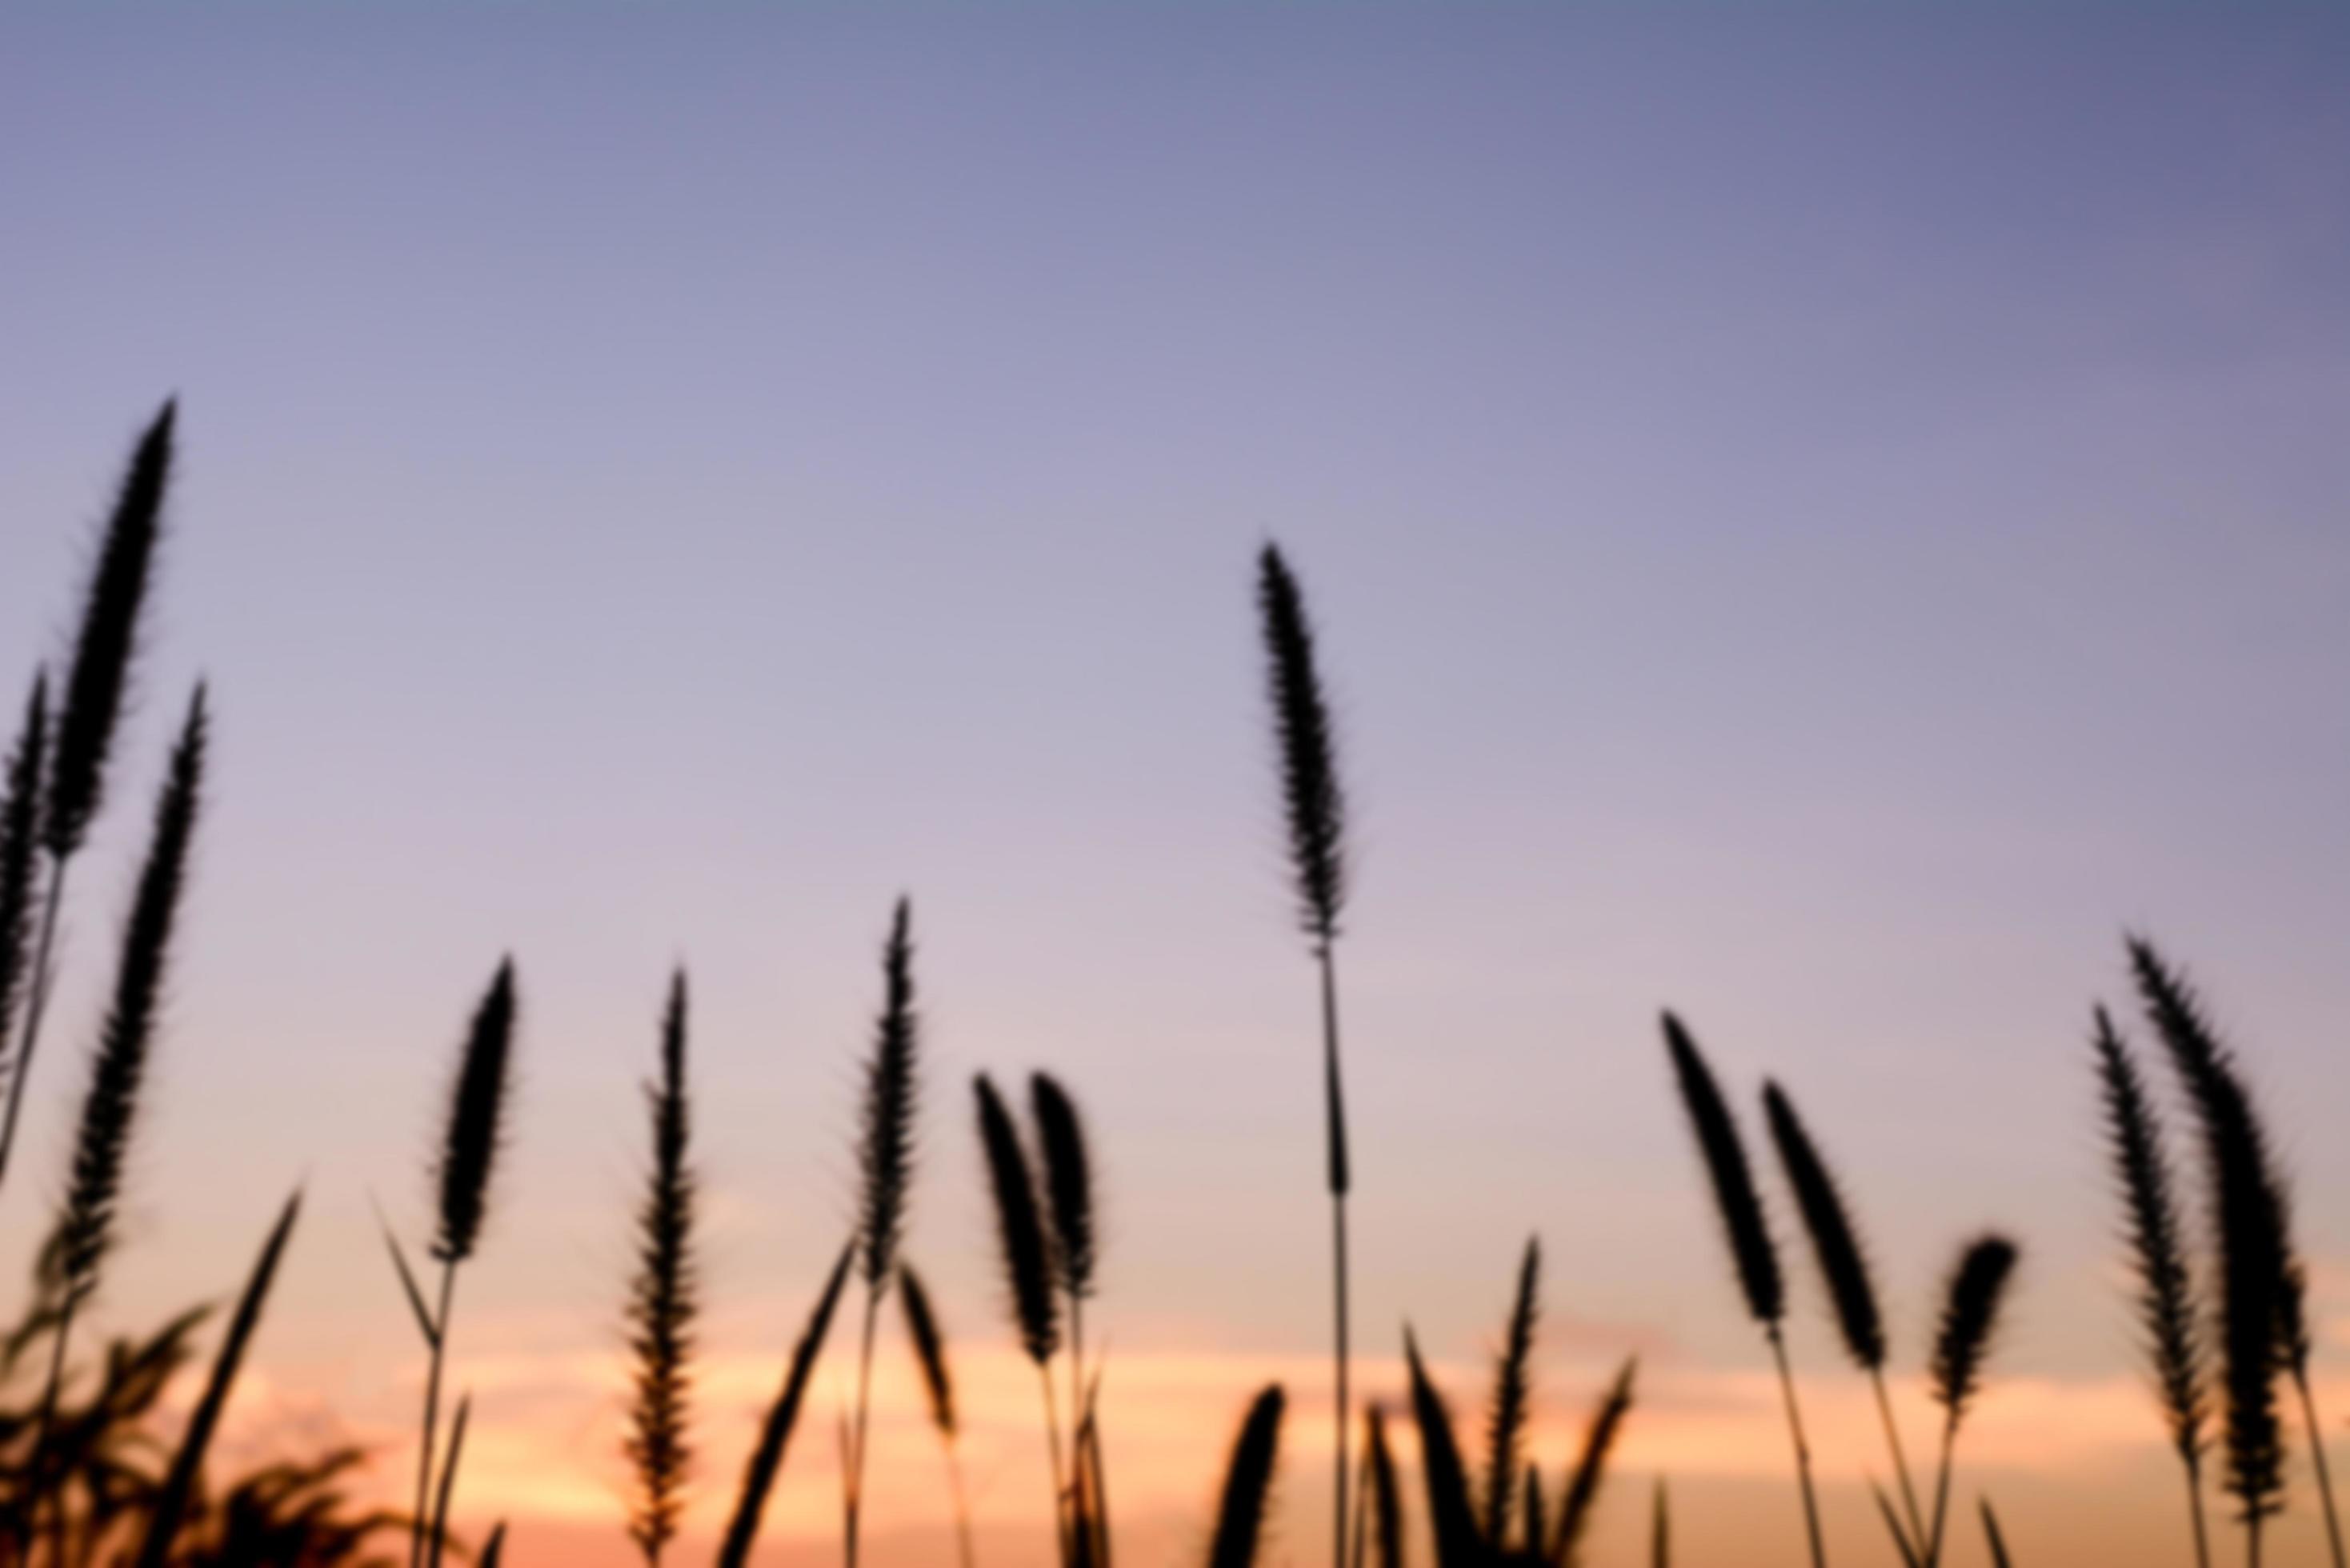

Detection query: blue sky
(3, 6), (2348, 1561)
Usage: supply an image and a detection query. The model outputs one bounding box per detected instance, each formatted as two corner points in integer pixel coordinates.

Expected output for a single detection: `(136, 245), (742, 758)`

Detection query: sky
(3, 3), (2348, 1564)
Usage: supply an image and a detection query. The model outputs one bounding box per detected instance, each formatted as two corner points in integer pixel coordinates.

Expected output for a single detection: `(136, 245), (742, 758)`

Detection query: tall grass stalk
(2090, 1006), (2209, 1568)
(1662, 1014), (1822, 1568)
(408, 962), (517, 1568)
(718, 1242), (855, 1568)
(1479, 1236), (1539, 1546)
(1764, 1080), (1924, 1557)
(898, 1262), (976, 1568)
(0, 674), (49, 1094)
(2130, 938), (2292, 1564)
(976, 1071), (1066, 1557)
(625, 973), (698, 1565)
(847, 900), (919, 1568)
(1547, 1358), (1635, 1567)
(32, 686), (206, 1538)
(131, 1189), (302, 1568)
(1032, 1071), (1098, 1461)
(0, 402), (174, 1197)
(1926, 1234), (2018, 1567)
(1256, 543), (1355, 1568)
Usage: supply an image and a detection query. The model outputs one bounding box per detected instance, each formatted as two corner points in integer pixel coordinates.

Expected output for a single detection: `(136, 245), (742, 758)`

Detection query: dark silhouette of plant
(1651, 1480), (1667, 1568)
(0, 401), (175, 1196)
(1404, 1329), (1481, 1568)
(1256, 542), (1356, 1568)
(898, 1262), (975, 1568)
(717, 1242), (854, 1568)
(1926, 1234), (2019, 1566)
(1547, 1360), (1635, 1568)
(1661, 1013), (1821, 1568)
(0, 674), (48, 1095)
(976, 1071), (1067, 1555)
(34, 688), (208, 1543)
(134, 1190), (303, 1568)
(1479, 1238), (1539, 1546)
(398, 962), (517, 1568)
(1208, 1386), (1285, 1568)
(624, 974), (697, 1565)
(2130, 938), (2297, 1564)
(1361, 1404), (1402, 1568)
(846, 899), (919, 1568)
(1764, 1079), (1923, 1557)
(1032, 1073), (1098, 1433)
(2090, 1005), (2209, 1568)
(1980, 1498), (2014, 1568)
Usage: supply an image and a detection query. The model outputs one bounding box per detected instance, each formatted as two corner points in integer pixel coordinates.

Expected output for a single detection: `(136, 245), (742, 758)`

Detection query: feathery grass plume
(1521, 1469), (1545, 1561)
(46, 687), (206, 1303)
(1547, 1358), (1635, 1568)
(1764, 1080), (1923, 1554)
(1207, 1386), (1285, 1568)
(2128, 938), (2292, 1546)
(28, 686), (208, 1523)
(1032, 1073), (1099, 1416)
(2133, 943), (2340, 1568)
(42, 401), (174, 865)
(977, 1073), (1069, 1554)
(2090, 1005), (2209, 1568)
(624, 972), (698, 1565)
(409, 960), (518, 1568)
(0, 404), (176, 1198)
(1664, 1016), (1780, 1325)
(430, 962), (518, 1268)
(1404, 1329), (1481, 1568)
(132, 1188), (301, 1568)
(1979, 1498), (2013, 1568)
(844, 899), (918, 1568)
(898, 1262), (976, 1568)
(425, 1393), (470, 1568)
(1926, 1234), (2019, 1566)
(1257, 544), (1347, 945)
(1479, 1238), (1540, 1546)
(0, 674), (48, 1077)
(718, 1241), (855, 1568)
(1651, 1481), (1667, 1568)
(1660, 1014), (1818, 1567)
(1257, 542), (1356, 1568)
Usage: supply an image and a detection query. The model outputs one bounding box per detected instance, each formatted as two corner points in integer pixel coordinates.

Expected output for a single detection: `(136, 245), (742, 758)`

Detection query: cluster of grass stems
(0, 406), (2340, 1568)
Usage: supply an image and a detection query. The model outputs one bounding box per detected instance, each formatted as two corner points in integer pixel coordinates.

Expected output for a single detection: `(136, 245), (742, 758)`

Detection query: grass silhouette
(7, 403), (2349, 1568)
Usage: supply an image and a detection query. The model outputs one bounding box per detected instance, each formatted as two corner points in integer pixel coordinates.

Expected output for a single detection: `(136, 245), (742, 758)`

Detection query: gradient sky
(4, 5), (2349, 1564)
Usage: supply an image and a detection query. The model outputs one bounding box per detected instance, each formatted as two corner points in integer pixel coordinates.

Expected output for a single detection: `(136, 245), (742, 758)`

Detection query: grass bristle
(975, 1073), (1059, 1366)
(1763, 1081), (1884, 1370)
(431, 959), (516, 1266)
(51, 686), (206, 1302)
(1255, 544), (1347, 944)
(2089, 1006), (2204, 1466)
(1479, 1236), (1539, 1545)
(1931, 1234), (2019, 1426)
(1550, 1358), (1636, 1566)
(44, 400), (174, 862)
(2128, 937), (2288, 1523)
(897, 1262), (956, 1438)
(1030, 1071), (1097, 1306)
(0, 672), (48, 1062)
(1662, 1013), (1782, 1326)
(625, 971), (698, 1562)
(856, 898), (918, 1288)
